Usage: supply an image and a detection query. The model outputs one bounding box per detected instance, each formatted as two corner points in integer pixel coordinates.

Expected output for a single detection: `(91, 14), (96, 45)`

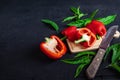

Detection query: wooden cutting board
(66, 38), (102, 53)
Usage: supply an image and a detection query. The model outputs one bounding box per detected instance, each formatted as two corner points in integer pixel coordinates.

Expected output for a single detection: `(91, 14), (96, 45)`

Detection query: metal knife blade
(86, 25), (118, 79)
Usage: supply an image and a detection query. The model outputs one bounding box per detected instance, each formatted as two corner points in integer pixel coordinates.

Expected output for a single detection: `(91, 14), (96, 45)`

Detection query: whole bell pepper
(75, 28), (97, 48)
(61, 26), (77, 41)
(40, 35), (67, 60)
(86, 20), (106, 37)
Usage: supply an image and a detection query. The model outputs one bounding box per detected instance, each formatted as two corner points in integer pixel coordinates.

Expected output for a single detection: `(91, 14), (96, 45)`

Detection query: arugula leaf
(63, 7), (116, 30)
(70, 6), (87, 20)
(84, 18), (92, 26)
(70, 7), (78, 14)
(77, 13), (86, 19)
(41, 19), (59, 31)
(90, 9), (99, 19)
(67, 18), (91, 27)
(97, 15), (117, 25)
(62, 16), (76, 22)
(63, 7), (87, 22)
(67, 20), (85, 27)
(76, 6), (81, 15)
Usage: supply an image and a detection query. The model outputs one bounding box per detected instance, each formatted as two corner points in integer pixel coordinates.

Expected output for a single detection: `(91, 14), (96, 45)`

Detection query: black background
(0, 0), (120, 80)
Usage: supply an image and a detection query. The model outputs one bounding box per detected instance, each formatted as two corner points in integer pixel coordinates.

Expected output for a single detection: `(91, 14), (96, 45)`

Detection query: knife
(86, 25), (118, 79)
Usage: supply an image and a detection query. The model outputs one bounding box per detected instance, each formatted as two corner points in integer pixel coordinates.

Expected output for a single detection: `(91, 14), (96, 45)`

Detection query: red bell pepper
(75, 28), (97, 48)
(61, 26), (77, 41)
(86, 20), (106, 37)
(40, 35), (67, 60)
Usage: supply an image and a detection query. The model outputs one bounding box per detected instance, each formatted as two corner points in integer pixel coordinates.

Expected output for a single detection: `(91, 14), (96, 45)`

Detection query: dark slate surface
(0, 0), (120, 80)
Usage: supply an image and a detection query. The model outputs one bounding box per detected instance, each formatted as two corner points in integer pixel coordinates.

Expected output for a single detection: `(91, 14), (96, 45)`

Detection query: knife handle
(86, 48), (106, 79)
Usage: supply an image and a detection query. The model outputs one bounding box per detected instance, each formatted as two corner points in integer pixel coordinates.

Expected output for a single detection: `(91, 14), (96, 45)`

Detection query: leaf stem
(60, 36), (67, 41)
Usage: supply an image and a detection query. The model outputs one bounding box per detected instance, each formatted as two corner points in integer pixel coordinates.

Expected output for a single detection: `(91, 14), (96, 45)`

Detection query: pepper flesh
(61, 26), (77, 41)
(75, 28), (97, 48)
(40, 35), (67, 60)
(86, 20), (106, 36)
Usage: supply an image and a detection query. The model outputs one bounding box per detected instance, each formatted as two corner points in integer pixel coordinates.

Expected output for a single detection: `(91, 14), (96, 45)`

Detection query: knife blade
(86, 25), (118, 79)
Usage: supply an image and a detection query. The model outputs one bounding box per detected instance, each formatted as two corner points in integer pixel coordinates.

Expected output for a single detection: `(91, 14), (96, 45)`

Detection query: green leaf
(41, 19), (59, 31)
(70, 6), (81, 15)
(84, 18), (92, 26)
(77, 6), (80, 15)
(110, 63), (120, 73)
(97, 15), (117, 25)
(67, 20), (85, 27)
(90, 9), (99, 19)
(70, 6), (87, 20)
(74, 51), (95, 58)
(62, 16), (76, 22)
(104, 43), (120, 63)
(70, 7), (78, 14)
(111, 44), (120, 63)
(61, 56), (91, 64)
(77, 13), (86, 19)
(74, 63), (87, 78)
(67, 18), (91, 27)
(63, 7), (86, 22)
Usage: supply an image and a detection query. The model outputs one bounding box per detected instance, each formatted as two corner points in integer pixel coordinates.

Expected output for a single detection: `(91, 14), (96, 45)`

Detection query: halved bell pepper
(86, 20), (106, 37)
(40, 35), (67, 60)
(75, 28), (97, 48)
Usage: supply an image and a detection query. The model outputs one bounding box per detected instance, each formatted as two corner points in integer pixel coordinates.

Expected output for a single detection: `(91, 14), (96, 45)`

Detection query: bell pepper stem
(61, 36), (67, 41)
(45, 37), (51, 42)
(96, 34), (101, 40)
(74, 34), (90, 44)
(74, 37), (85, 43)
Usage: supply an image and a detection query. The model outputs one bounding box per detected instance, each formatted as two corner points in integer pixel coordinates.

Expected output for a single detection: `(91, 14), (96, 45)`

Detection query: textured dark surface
(0, 0), (120, 80)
